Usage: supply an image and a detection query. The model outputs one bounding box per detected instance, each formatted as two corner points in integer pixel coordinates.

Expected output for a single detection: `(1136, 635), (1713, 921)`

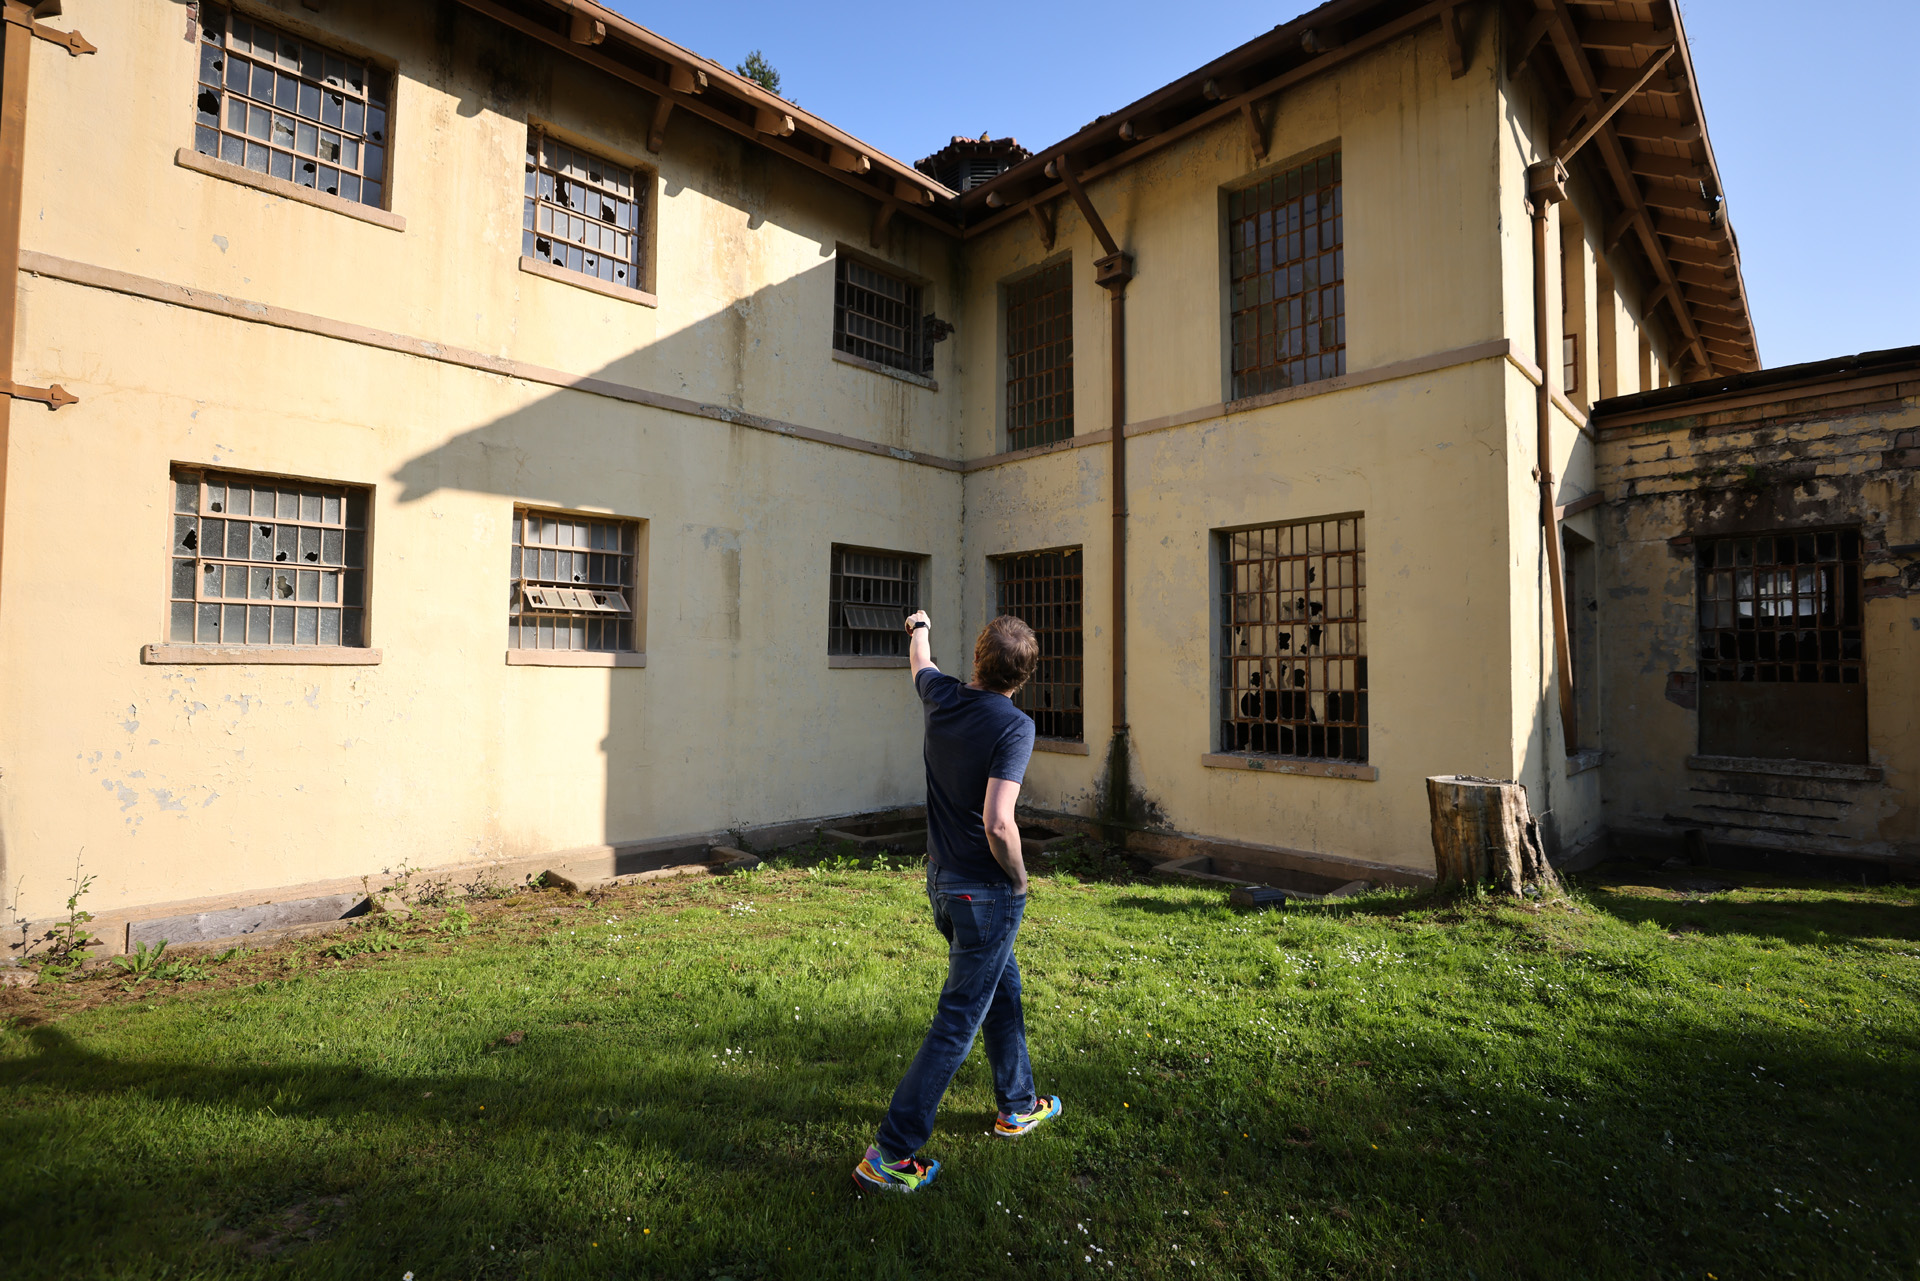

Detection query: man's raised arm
(905, 609), (935, 679)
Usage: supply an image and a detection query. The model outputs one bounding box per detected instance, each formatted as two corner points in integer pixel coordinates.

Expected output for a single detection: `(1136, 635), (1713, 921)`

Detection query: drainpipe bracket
(1527, 159), (1568, 206)
(1094, 250), (1133, 291)
(3, 380), (77, 409)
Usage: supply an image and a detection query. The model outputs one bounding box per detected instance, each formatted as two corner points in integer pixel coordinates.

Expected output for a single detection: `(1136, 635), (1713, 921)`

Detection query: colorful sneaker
(852, 1146), (941, 1194)
(994, 1094), (1063, 1138)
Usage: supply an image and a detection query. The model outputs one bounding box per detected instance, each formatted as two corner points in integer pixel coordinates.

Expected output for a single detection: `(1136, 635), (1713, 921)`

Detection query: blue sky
(604, 1), (1916, 369)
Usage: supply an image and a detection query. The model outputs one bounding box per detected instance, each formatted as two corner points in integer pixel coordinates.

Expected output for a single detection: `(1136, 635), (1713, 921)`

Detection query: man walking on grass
(852, 610), (1064, 1193)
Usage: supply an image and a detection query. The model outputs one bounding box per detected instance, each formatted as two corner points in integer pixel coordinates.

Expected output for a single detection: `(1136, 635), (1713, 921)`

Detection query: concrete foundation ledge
(1015, 810), (1435, 888)
(1686, 754), (1884, 783)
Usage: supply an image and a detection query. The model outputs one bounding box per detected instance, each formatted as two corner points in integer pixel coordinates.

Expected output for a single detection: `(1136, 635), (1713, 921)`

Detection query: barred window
(1005, 262), (1073, 451)
(193, 5), (389, 208)
(1228, 152), (1344, 400)
(168, 468), (369, 648)
(829, 546), (921, 657)
(524, 130), (647, 290)
(1219, 515), (1366, 762)
(510, 509), (640, 652)
(1695, 529), (1865, 763)
(994, 548), (1084, 741)
(834, 257), (931, 376)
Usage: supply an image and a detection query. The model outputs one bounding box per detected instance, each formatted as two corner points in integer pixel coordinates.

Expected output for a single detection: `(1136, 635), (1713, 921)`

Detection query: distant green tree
(735, 49), (782, 98)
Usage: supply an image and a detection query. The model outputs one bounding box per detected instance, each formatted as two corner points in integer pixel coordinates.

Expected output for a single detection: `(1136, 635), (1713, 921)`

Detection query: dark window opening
(510, 509), (640, 652)
(168, 467), (369, 647)
(830, 546), (920, 656)
(523, 129), (647, 290)
(1005, 262), (1073, 451)
(834, 257), (933, 377)
(1696, 529), (1866, 763)
(1219, 515), (1366, 762)
(1228, 152), (1344, 400)
(993, 548), (1083, 741)
(193, 5), (390, 209)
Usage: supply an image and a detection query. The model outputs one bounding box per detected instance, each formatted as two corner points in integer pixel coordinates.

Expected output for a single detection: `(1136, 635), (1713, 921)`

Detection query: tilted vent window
(1228, 152), (1344, 400)
(193, 5), (389, 208)
(511, 509), (640, 652)
(1695, 529), (1865, 764)
(169, 468), (369, 648)
(993, 548), (1084, 741)
(829, 546), (921, 657)
(1219, 515), (1366, 762)
(524, 129), (647, 290)
(834, 257), (932, 377)
(1005, 261), (1074, 452)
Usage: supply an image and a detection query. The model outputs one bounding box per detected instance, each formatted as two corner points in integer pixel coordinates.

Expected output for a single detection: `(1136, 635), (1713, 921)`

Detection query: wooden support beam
(1658, 214), (1728, 246)
(645, 96), (672, 153)
(1510, 10), (1553, 76)
(1240, 100), (1268, 162)
(1554, 96), (1594, 144)
(869, 199), (896, 248)
(828, 145), (870, 175)
(755, 106), (795, 138)
(568, 11), (605, 44)
(892, 177), (930, 206)
(1027, 200), (1055, 251)
(1695, 318), (1752, 343)
(1440, 2), (1468, 77)
(1594, 63), (1678, 96)
(1626, 151), (1707, 182)
(1673, 262), (1736, 289)
(1609, 112), (1699, 145)
(1663, 240), (1733, 268)
(1577, 20), (1674, 51)
(1051, 153), (1120, 258)
(1642, 185), (1717, 216)
(1604, 209), (1636, 251)
(1557, 45), (1676, 161)
(668, 64), (707, 95)
(1117, 117), (1159, 143)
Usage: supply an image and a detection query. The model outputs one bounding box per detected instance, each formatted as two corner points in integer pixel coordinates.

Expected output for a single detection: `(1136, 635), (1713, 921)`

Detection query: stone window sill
(1200, 753), (1378, 781)
(1567, 749), (1603, 776)
(506, 650), (646, 668)
(832, 348), (938, 391)
(174, 148), (405, 232)
(1033, 737), (1090, 756)
(829, 655), (909, 669)
(144, 644), (382, 665)
(518, 255), (658, 308)
(1687, 754), (1882, 783)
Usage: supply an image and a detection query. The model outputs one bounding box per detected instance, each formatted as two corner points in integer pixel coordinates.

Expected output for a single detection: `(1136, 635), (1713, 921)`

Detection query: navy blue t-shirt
(916, 666), (1036, 883)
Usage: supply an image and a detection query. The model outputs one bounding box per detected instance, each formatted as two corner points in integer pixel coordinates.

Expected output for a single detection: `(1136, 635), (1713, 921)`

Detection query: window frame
(191, 4), (395, 213)
(831, 250), (936, 383)
(991, 546), (1085, 743)
(151, 464), (377, 664)
(1002, 258), (1074, 452)
(1224, 148), (1346, 403)
(508, 505), (647, 663)
(828, 543), (925, 664)
(1213, 512), (1367, 766)
(521, 122), (656, 300)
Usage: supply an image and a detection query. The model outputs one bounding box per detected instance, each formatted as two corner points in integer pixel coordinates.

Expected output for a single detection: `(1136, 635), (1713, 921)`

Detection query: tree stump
(1426, 775), (1560, 893)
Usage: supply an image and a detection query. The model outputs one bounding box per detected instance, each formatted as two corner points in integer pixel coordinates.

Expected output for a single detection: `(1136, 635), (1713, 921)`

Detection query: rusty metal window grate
(830, 546), (920, 656)
(834, 257), (931, 376)
(510, 509), (639, 652)
(1219, 516), (1366, 761)
(524, 130), (646, 289)
(193, 5), (389, 208)
(1005, 262), (1073, 451)
(169, 468), (369, 647)
(993, 548), (1084, 740)
(1697, 530), (1863, 684)
(1228, 152), (1344, 400)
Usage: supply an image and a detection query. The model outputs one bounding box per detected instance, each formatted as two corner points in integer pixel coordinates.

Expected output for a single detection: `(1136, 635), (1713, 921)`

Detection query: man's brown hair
(974, 615), (1039, 694)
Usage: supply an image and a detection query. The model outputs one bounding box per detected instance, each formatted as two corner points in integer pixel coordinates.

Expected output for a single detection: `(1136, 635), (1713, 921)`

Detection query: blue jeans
(875, 863), (1036, 1160)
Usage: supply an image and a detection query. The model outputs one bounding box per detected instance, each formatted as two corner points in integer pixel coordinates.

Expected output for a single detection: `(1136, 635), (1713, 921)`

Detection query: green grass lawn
(3, 849), (1917, 1279)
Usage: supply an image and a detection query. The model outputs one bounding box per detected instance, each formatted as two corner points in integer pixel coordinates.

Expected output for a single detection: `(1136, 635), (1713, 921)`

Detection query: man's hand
(906, 610), (935, 678)
(983, 777), (1027, 894)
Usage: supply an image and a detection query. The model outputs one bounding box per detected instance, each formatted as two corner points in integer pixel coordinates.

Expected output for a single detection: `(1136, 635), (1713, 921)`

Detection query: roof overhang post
(1440, 3), (1471, 78)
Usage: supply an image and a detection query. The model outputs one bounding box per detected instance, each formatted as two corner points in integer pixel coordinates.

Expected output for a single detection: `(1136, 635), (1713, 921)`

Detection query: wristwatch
(909, 621), (928, 631)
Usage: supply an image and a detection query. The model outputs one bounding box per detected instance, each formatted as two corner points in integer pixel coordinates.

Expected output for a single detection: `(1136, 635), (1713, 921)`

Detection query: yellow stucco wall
(0, 2), (1723, 927)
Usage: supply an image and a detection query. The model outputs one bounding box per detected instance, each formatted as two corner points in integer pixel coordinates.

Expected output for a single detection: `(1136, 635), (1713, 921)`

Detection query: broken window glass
(1004, 261), (1073, 451)
(509, 507), (642, 652)
(166, 466), (371, 649)
(522, 127), (648, 291)
(993, 548), (1084, 740)
(1217, 516), (1367, 762)
(194, 6), (391, 209)
(1228, 153), (1345, 399)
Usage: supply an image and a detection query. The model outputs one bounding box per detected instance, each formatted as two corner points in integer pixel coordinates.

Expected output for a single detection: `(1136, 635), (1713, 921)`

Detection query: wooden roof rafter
(454, 0), (956, 237)
(1524, 0), (1759, 373)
